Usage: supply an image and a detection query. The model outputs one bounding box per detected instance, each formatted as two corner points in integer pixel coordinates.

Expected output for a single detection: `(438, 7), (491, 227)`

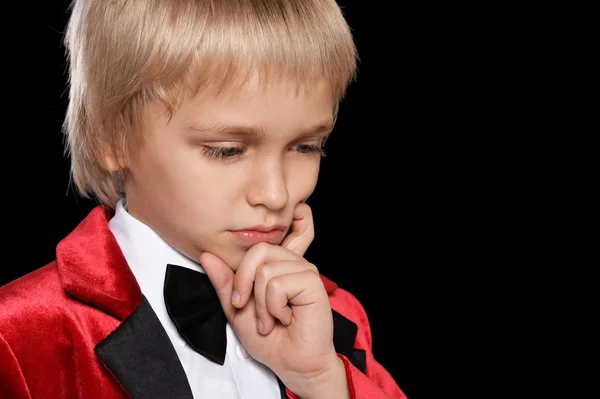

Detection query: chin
(227, 251), (247, 271)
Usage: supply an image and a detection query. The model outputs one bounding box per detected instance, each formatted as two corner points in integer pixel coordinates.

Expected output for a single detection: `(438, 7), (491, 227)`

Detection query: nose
(246, 157), (289, 210)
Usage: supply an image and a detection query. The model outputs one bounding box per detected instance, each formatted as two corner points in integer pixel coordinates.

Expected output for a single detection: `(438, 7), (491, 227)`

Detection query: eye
(201, 141), (327, 161)
(292, 143), (327, 158)
(202, 146), (246, 160)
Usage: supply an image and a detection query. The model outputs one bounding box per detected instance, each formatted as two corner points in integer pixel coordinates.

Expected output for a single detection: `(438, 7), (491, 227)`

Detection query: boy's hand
(199, 203), (348, 398)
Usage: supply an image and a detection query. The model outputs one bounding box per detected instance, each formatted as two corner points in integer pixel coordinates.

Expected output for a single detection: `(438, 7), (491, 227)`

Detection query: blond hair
(63, 0), (358, 206)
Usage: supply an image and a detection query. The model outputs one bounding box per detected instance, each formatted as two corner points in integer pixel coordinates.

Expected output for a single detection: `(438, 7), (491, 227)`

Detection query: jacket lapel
(95, 296), (193, 399)
(57, 206), (192, 398)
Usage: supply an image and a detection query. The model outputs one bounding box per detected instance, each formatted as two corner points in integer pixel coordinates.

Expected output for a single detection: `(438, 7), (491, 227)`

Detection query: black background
(0, 1), (503, 398)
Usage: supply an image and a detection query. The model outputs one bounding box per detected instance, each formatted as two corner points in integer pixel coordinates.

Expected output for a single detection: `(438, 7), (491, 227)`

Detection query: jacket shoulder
(0, 261), (68, 332)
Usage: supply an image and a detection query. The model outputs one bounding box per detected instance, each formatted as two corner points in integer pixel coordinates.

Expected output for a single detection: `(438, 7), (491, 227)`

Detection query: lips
(235, 224), (287, 232)
(230, 225), (287, 245)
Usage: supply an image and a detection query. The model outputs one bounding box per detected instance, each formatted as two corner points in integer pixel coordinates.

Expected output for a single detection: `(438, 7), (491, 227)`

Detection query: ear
(101, 155), (118, 172)
(101, 149), (127, 172)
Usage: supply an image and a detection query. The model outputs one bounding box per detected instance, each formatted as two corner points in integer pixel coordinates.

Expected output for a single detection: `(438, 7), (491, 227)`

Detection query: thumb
(198, 251), (236, 321)
(281, 202), (314, 257)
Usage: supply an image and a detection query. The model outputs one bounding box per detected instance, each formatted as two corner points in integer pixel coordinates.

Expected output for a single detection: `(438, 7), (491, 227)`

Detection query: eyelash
(202, 144), (327, 161)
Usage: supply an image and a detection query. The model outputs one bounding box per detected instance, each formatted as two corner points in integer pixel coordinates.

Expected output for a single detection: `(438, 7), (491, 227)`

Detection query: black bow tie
(164, 264), (228, 365)
(164, 264), (369, 375)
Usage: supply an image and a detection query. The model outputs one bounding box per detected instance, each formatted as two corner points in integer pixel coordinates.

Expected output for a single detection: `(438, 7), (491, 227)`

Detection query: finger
(198, 251), (236, 321)
(253, 260), (318, 334)
(281, 202), (314, 257)
(265, 269), (326, 322)
(232, 242), (303, 308)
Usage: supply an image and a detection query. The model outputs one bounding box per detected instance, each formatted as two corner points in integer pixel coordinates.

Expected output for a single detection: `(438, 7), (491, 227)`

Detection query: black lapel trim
(332, 309), (367, 374)
(277, 378), (288, 399)
(95, 296), (193, 399)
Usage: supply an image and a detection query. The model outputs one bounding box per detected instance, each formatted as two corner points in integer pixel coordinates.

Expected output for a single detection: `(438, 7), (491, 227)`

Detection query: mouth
(229, 225), (287, 245)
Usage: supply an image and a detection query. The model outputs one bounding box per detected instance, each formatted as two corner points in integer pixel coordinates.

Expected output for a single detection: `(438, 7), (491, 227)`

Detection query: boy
(0, 0), (406, 398)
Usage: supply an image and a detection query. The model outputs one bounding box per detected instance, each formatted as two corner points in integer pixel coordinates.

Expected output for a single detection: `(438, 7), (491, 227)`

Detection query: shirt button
(237, 344), (250, 359)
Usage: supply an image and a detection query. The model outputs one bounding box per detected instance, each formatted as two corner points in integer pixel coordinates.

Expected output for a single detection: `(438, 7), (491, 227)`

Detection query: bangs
(139, 0), (357, 106)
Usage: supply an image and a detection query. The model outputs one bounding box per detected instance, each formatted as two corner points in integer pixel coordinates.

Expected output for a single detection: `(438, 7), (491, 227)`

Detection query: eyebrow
(183, 120), (334, 139)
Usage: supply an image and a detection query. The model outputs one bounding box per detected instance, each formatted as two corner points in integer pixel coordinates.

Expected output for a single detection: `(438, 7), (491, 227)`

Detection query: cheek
(288, 161), (320, 199)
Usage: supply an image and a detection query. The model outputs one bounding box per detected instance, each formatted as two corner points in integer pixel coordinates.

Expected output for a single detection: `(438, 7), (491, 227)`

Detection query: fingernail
(231, 290), (240, 305)
(257, 319), (263, 333)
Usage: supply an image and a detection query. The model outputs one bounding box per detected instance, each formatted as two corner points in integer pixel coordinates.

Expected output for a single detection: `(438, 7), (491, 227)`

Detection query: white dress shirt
(108, 200), (282, 399)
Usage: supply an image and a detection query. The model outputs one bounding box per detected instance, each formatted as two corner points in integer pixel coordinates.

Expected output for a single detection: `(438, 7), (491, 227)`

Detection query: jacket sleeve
(0, 332), (32, 399)
(341, 289), (407, 399)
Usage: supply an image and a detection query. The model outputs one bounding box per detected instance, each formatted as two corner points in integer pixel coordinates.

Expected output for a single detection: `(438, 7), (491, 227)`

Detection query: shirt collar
(108, 199), (205, 346)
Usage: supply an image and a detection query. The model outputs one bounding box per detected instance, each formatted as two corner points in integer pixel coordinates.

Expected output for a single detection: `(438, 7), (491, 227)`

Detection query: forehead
(173, 76), (336, 137)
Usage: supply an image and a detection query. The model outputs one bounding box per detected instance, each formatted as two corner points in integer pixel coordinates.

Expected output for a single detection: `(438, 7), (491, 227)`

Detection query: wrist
(287, 355), (350, 399)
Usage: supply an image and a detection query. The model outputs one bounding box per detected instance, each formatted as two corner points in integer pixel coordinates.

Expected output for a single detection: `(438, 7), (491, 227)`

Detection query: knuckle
(246, 242), (270, 259)
(255, 241), (271, 254)
(306, 262), (319, 274)
(255, 263), (271, 281)
(266, 277), (282, 293)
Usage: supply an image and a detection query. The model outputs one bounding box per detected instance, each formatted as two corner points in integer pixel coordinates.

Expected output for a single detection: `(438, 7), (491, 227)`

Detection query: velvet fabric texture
(0, 206), (406, 399)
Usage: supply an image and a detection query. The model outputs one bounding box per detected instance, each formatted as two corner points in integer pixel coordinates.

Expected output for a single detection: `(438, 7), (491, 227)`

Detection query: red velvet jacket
(0, 206), (406, 399)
